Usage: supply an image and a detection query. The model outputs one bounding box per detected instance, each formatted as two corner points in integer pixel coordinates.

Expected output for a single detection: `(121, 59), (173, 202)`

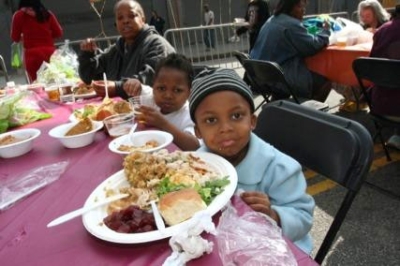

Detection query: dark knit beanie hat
(189, 68), (255, 121)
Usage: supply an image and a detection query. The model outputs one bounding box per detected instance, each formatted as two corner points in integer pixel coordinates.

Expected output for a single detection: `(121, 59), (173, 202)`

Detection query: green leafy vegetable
(156, 177), (189, 197)
(156, 176), (230, 205)
(197, 176), (230, 205)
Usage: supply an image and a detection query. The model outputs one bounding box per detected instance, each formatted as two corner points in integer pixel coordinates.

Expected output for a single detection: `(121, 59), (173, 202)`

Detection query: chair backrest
(232, 50), (249, 66)
(243, 58), (300, 103)
(254, 101), (374, 264)
(353, 57), (400, 90)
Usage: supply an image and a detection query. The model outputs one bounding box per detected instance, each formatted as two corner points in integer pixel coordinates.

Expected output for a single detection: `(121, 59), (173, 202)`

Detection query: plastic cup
(128, 95), (154, 124)
(59, 84), (75, 103)
(45, 85), (61, 101)
(103, 113), (136, 138)
(336, 37), (347, 47)
(128, 95), (153, 114)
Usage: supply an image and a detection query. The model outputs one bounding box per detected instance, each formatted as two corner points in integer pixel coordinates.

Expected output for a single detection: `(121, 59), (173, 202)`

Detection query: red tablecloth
(0, 94), (318, 266)
(305, 43), (372, 87)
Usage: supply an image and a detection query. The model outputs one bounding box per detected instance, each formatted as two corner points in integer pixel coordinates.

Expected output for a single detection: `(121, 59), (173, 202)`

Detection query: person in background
(358, 0), (390, 33)
(10, 0), (63, 83)
(236, 0), (270, 51)
(78, 0), (175, 100)
(369, 5), (400, 149)
(189, 68), (315, 254)
(203, 4), (215, 51)
(133, 53), (200, 151)
(149, 10), (165, 35)
(340, 0), (391, 112)
(250, 0), (332, 102)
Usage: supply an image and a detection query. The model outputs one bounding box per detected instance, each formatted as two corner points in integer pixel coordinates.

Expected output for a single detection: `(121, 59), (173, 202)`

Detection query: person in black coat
(149, 10), (165, 35)
(236, 0), (271, 51)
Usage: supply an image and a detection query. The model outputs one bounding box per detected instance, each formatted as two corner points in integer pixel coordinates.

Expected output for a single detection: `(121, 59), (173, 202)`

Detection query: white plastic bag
(217, 197), (297, 266)
(330, 17), (367, 46)
(36, 40), (80, 85)
(0, 161), (69, 211)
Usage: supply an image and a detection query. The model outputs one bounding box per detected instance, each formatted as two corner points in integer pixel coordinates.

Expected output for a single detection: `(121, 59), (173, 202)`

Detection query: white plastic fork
(150, 200), (166, 232)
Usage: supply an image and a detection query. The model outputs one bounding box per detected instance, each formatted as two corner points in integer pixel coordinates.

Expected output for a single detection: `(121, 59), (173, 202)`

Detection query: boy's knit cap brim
(189, 68), (255, 121)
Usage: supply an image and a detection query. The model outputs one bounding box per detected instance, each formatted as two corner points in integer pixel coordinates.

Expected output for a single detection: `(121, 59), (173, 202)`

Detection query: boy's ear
(251, 113), (257, 130)
(194, 125), (202, 139)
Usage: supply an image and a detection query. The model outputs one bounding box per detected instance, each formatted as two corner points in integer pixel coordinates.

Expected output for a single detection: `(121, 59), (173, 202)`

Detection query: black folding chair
(0, 55), (10, 82)
(243, 59), (329, 111)
(353, 57), (400, 161)
(254, 101), (374, 265)
(232, 50), (267, 111)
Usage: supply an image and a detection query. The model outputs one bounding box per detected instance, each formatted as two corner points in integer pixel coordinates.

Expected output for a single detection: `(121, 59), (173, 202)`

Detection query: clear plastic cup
(103, 113), (136, 138)
(59, 84), (75, 103)
(45, 85), (61, 102)
(128, 95), (153, 115)
(336, 36), (347, 47)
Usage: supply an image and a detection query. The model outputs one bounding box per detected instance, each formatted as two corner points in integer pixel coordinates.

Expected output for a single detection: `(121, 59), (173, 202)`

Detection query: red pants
(24, 46), (56, 82)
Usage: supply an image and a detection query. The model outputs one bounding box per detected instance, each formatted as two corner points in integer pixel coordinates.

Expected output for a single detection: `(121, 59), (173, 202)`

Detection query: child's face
(153, 67), (191, 114)
(194, 90), (257, 164)
(115, 1), (145, 44)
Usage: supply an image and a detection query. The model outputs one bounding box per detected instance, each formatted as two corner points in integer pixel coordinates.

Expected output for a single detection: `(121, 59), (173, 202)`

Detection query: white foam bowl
(49, 120), (103, 148)
(109, 130), (173, 155)
(0, 128), (41, 158)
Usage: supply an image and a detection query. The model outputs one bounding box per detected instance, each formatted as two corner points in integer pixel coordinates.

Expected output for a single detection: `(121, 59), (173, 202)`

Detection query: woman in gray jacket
(250, 0), (331, 101)
(78, 0), (175, 99)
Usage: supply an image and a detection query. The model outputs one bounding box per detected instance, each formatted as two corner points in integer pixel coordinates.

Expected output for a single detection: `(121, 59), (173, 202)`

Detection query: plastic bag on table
(0, 161), (69, 211)
(329, 17), (372, 45)
(217, 197), (297, 266)
(0, 91), (51, 133)
(303, 15), (342, 35)
(36, 40), (80, 85)
(11, 42), (23, 69)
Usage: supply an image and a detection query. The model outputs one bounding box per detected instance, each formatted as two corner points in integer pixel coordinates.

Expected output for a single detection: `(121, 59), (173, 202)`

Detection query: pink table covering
(0, 94), (318, 266)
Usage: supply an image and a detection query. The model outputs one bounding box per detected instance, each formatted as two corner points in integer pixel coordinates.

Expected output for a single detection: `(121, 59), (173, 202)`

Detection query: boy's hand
(123, 78), (142, 97)
(240, 191), (280, 225)
(135, 105), (167, 128)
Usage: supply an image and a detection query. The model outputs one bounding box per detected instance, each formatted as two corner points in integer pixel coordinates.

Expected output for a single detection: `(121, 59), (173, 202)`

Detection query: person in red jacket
(11, 0), (63, 82)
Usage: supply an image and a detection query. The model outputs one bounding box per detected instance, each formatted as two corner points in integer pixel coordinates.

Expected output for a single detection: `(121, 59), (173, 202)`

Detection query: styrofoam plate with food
(108, 130), (173, 155)
(49, 119), (103, 148)
(82, 151), (237, 243)
(0, 128), (41, 158)
(69, 100), (132, 122)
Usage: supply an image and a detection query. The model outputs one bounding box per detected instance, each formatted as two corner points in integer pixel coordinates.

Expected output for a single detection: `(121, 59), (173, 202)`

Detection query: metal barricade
(163, 23), (250, 70)
(55, 36), (120, 54)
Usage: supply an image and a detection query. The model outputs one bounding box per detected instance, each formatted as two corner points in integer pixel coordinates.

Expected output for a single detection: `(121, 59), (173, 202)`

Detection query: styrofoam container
(49, 120), (103, 148)
(0, 128), (41, 158)
(108, 130), (173, 155)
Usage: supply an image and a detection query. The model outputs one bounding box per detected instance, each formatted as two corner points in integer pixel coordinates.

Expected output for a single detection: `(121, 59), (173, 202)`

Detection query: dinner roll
(159, 188), (206, 226)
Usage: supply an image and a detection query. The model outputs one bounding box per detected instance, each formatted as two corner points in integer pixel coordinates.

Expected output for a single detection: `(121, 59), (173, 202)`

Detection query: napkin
(163, 210), (217, 266)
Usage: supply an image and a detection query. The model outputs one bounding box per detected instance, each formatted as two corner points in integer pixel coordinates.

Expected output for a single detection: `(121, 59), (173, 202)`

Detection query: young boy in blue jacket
(189, 68), (315, 254)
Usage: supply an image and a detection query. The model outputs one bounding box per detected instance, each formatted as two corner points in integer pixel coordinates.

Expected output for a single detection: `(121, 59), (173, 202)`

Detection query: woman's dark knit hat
(189, 68), (255, 121)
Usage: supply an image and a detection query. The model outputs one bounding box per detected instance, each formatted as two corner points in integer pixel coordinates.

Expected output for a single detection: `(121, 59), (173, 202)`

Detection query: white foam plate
(82, 151), (237, 244)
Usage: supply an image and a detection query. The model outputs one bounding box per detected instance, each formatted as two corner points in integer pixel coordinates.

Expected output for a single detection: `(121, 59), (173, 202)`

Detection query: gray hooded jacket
(78, 25), (175, 99)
